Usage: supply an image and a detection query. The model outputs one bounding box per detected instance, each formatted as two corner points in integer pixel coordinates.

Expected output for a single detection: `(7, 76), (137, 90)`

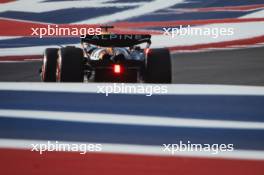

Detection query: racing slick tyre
(57, 47), (84, 82)
(41, 48), (59, 82)
(145, 48), (172, 83)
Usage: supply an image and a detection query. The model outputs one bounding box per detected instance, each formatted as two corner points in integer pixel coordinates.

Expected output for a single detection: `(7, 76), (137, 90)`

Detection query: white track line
(0, 109), (264, 130)
(0, 138), (264, 160)
(0, 59), (42, 63)
(0, 83), (264, 96)
(1, 21), (264, 57)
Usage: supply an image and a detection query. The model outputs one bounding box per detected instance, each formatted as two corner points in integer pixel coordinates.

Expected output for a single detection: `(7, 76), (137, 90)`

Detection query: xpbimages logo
(162, 141), (234, 155)
(97, 83), (168, 96)
(31, 141), (102, 154)
(31, 25), (101, 38)
(163, 25), (234, 39)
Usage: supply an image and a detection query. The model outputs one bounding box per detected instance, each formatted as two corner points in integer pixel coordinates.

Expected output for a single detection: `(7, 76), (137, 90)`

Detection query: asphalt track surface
(0, 46), (264, 85)
(1, 47), (264, 175)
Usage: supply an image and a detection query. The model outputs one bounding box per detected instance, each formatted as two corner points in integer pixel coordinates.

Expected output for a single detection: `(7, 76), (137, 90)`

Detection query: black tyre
(145, 48), (171, 83)
(41, 48), (58, 82)
(57, 47), (84, 82)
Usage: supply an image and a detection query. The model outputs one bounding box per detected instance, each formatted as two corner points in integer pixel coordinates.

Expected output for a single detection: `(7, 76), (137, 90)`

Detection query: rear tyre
(57, 47), (84, 82)
(41, 48), (58, 82)
(145, 48), (172, 83)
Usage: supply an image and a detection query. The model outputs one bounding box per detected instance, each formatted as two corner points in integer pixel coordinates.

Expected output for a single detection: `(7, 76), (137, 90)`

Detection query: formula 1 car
(41, 28), (171, 83)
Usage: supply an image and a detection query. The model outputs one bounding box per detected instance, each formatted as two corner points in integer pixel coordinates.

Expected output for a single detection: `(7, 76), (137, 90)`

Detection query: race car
(41, 28), (171, 83)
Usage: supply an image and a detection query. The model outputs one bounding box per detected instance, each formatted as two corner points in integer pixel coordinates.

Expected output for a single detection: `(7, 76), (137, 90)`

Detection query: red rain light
(113, 64), (122, 74)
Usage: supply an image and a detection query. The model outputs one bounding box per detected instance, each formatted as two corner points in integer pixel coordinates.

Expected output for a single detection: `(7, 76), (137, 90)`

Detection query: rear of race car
(41, 33), (172, 83)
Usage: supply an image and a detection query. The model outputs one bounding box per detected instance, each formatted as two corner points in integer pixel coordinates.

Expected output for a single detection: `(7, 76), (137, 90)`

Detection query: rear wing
(81, 34), (151, 47)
